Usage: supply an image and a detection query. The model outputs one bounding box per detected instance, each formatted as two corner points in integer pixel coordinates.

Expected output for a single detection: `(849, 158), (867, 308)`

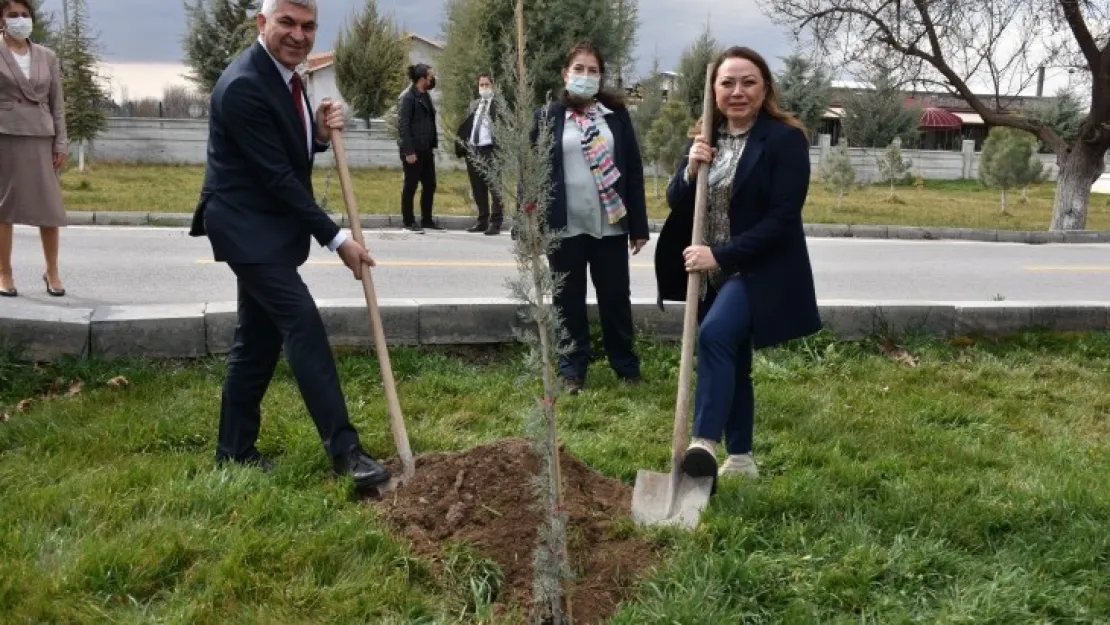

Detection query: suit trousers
(465, 145), (503, 226)
(693, 275), (755, 455)
(401, 150), (437, 226)
(547, 233), (640, 381)
(216, 263), (360, 461)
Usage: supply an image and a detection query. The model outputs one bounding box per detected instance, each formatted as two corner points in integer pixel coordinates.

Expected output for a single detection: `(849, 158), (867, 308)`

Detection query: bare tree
(763, 0), (1110, 230)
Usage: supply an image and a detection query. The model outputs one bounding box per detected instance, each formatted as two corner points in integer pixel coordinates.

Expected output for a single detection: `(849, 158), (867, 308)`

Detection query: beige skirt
(0, 134), (67, 227)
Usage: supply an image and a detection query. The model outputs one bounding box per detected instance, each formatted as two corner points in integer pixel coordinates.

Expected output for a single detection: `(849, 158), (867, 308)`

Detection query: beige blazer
(0, 40), (67, 153)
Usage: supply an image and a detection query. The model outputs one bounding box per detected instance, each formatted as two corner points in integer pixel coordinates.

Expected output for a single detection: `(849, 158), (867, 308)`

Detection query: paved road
(3, 224), (1110, 309)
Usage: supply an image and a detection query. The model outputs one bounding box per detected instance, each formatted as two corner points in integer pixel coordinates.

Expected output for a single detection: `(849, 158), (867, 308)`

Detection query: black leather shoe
(403, 224), (425, 234)
(467, 222), (488, 233)
(421, 221), (447, 231)
(333, 445), (392, 489)
(484, 225), (501, 236)
(0, 286), (15, 297)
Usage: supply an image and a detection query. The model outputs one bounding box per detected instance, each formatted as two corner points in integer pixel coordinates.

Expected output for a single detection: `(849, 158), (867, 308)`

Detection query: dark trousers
(466, 145), (503, 226)
(401, 149), (437, 226)
(216, 263), (360, 461)
(548, 233), (640, 381)
(693, 275), (754, 455)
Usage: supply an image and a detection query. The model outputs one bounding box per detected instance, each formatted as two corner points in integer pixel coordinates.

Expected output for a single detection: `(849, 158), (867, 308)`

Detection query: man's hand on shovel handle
(338, 239), (375, 280)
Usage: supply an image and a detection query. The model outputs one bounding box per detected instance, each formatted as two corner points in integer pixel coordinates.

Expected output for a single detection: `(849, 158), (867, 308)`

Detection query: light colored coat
(0, 40), (67, 154)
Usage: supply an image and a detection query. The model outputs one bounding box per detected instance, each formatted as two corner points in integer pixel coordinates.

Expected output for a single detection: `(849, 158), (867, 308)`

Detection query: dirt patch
(375, 438), (657, 624)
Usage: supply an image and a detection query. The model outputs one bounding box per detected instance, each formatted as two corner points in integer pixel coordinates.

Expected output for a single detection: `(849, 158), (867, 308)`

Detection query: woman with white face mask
(529, 41), (650, 395)
(0, 0), (69, 297)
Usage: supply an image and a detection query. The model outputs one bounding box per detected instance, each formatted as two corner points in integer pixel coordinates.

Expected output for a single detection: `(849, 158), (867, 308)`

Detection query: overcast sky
(35, 0), (799, 93)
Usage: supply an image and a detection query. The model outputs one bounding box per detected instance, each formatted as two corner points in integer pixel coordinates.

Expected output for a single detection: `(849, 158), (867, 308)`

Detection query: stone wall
(82, 118), (1098, 181)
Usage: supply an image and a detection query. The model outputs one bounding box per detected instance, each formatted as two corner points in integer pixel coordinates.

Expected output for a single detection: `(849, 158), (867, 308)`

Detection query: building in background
(303, 32), (444, 111)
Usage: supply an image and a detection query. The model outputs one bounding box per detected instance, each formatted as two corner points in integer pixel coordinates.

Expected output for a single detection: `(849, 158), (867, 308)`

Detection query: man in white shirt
(455, 74), (504, 235)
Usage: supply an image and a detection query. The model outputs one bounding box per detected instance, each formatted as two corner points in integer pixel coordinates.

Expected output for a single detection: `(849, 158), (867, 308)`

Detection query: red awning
(919, 106), (962, 129)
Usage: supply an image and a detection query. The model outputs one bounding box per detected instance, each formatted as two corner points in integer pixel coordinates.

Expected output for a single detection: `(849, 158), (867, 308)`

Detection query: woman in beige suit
(0, 0), (68, 297)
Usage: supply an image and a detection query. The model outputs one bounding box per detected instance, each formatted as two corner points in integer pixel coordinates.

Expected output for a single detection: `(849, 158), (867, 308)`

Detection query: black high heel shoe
(43, 274), (65, 297)
(0, 285), (15, 297)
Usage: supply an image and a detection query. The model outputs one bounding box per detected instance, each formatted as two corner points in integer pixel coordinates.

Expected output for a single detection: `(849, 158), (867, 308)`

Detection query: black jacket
(655, 109), (822, 350)
(189, 41), (336, 266)
(455, 96), (499, 158)
(529, 100), (649, 241)
(398, 86), (438, 155)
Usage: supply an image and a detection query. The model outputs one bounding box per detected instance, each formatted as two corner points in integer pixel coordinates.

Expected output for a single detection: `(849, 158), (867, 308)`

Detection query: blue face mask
(566, 73), (600, 98)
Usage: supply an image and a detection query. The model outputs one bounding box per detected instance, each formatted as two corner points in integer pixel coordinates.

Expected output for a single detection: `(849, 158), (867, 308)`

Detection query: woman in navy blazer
(654, 46), (822, 487)
(530, 42), (650, 394)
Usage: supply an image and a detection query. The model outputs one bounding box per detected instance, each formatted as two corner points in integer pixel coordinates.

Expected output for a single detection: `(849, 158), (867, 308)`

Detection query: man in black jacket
(189, 0), (392, 492)
(455, 74), (503, 235)
(397, 63), (441, 233)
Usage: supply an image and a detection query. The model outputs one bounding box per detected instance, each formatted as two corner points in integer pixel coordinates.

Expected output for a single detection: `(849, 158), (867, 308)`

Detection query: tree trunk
(654, 172), (659, 198)
(1000, 188), (1008, 215)
(1050, 142), (1105, 231)
(78, 141), (85, 173)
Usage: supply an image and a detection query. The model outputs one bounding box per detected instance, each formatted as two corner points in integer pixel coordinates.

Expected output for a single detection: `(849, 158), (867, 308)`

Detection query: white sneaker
(719, 453), (759, 478)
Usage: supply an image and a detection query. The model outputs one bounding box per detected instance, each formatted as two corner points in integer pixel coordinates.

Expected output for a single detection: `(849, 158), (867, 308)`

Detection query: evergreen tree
(775, 53), (831, 140)
(979, 127), (1045, 214)
(631, 55), (664, 140)
(28, 0), (59, 49)
(465, 2), (573, 619)
(1024, 87), (1085, 151)
(676, 23), (721, 120)
(59, 0), (107, 172)
(333, 0), (409, 127)
(875, 137), (912, 202)
(645, 99), (692, 197)
(820, 141), (856, 209)
(840, 68), (919, 148)
(607, 0), (639, 89)
(438, 0), (639, 132)
(182, 0), (259, 95)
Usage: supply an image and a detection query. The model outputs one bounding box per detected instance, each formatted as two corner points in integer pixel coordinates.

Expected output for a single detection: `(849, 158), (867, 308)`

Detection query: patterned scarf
(569, 105), (627, 224)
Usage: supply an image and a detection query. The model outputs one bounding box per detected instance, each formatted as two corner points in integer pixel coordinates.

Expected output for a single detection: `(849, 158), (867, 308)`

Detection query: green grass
(2, 330), (1109, 622)
(58, 162), (1110, 231)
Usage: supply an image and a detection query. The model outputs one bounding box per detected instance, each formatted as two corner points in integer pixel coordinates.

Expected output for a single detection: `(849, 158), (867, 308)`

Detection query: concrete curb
(65, 210), (1110, 244)
(2, 298), (1107, 363)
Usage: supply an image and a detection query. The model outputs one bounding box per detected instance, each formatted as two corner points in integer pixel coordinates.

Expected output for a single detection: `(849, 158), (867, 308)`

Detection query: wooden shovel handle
(671, 63), (715, 477)
(332, 130), (415, 481)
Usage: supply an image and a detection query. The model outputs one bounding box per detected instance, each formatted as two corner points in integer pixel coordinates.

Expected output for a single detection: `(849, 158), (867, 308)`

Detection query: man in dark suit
(455, 73), (503, 235)
(189, 0), (391, 492)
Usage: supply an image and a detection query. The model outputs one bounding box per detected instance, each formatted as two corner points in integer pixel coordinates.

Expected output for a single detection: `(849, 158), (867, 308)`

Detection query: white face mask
(4, 16), (32, 41)
(478, 88), (493, 99)
(566, 73), (600, 98)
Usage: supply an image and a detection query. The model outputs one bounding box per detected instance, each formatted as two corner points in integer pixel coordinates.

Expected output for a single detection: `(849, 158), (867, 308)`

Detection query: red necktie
(290, 72), (306, 141)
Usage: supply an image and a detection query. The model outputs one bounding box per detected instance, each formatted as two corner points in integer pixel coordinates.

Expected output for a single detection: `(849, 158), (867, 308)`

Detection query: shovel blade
(631, 469), (713, 529)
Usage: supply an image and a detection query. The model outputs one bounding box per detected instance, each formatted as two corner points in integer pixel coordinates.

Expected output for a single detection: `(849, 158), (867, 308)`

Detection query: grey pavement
(4, 224), (1110, 309)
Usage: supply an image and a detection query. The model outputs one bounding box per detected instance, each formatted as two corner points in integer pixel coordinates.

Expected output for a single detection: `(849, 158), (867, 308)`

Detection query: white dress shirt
(470, 96), (493, 147)
(258, 37), (347, 252)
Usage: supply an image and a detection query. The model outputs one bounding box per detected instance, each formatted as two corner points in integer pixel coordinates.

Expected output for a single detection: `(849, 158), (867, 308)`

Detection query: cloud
(39, 0), (797, 75)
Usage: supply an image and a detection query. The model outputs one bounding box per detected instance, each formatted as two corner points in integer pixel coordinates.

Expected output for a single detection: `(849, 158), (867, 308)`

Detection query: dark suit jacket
(455, 97), (499, 158)
(189, 41), (336, 266)
(529, 101), (650, 241)
(397, 86), (438, 156)
(655, 110), (822, 350)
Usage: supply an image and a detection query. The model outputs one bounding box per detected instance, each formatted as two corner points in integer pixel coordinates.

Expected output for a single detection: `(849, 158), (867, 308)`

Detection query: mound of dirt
(375, 438), (657, 624)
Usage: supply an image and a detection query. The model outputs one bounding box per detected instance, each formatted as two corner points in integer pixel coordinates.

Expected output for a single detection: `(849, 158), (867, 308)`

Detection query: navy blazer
(530, 101), (650, 241)
(654, 109), (822, 350)
(189, 41), (337, 266)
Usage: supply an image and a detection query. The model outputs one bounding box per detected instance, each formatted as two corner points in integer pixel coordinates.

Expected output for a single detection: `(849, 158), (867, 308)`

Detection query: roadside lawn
(57, 162), (1110, 231)
(2, 330), (1108, 622)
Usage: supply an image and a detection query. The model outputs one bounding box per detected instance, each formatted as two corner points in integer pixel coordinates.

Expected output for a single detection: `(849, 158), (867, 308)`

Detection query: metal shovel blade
(631, 469), (714, 528)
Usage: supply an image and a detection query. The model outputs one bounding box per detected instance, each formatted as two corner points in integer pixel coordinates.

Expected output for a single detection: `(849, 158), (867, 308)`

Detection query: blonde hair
(688, 46), (807, 141)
